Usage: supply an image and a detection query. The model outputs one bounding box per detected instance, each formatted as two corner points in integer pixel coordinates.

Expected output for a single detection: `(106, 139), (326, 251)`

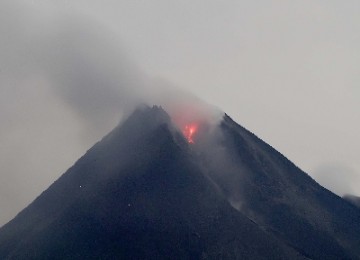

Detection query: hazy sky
(1, 0), (359, 226)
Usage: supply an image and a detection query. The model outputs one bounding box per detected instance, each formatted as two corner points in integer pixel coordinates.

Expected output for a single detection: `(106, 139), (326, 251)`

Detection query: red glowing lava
(183, 123), (198, 144)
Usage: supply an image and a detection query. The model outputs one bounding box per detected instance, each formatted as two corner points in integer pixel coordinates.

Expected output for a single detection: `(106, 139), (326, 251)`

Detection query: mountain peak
(1, 105), (360, 259)
(132, 105), (171, 124)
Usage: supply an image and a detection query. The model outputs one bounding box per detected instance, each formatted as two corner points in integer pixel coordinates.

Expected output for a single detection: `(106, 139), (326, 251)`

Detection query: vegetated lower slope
(0, 106), (302, 260)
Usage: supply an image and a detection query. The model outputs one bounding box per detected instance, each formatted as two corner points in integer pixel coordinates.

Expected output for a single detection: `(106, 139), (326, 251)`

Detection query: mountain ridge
(0, 105), (359, 259)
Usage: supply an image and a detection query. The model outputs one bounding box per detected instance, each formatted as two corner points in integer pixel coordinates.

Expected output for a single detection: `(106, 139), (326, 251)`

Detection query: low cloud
(312, 164), (360, 197)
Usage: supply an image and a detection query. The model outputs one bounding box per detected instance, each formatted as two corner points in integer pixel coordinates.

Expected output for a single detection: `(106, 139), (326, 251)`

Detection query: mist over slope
(343, 195), (360, 208)
(0, 106), (359, 259)
(198, 114), (360, 259)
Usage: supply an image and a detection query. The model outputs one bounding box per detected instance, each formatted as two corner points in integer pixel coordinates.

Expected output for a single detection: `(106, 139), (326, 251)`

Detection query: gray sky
(1, 0), (359, 226)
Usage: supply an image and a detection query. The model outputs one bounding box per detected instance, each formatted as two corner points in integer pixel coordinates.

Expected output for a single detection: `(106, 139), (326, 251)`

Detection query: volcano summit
(0, 106), (360, 259)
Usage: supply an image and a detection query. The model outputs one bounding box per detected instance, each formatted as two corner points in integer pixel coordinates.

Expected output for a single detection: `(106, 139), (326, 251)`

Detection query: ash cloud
(0, 0), (218, 226)
(0, 0), (220, 144)
(1, 0), (147, 141)
(2, 0), (357, 227)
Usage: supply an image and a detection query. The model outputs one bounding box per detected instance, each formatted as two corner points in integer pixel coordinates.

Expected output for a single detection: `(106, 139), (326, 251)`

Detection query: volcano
(1, 105), (360, 259)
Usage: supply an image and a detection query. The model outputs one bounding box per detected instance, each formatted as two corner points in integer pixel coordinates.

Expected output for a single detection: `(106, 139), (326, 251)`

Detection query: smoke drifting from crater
(0, 0), (219, 226)
(1, 0), (359, 226)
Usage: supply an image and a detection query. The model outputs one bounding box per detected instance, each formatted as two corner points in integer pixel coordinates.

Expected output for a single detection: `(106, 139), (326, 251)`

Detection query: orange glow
(183, 123), (198, 144)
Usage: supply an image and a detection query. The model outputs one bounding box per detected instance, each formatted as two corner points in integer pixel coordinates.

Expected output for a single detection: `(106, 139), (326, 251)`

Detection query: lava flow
(183, 123), (198, 144)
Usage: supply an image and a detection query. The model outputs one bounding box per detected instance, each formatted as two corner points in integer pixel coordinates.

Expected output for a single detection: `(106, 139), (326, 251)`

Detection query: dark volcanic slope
(0, 107), (301, 260)
(196, 114), (360, 259)
(1, 106), (360, 259)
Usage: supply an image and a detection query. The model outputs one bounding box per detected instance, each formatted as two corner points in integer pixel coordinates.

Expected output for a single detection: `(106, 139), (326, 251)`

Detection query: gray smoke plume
(0, 0), (219, 226)
(1, 0), (359, 226)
